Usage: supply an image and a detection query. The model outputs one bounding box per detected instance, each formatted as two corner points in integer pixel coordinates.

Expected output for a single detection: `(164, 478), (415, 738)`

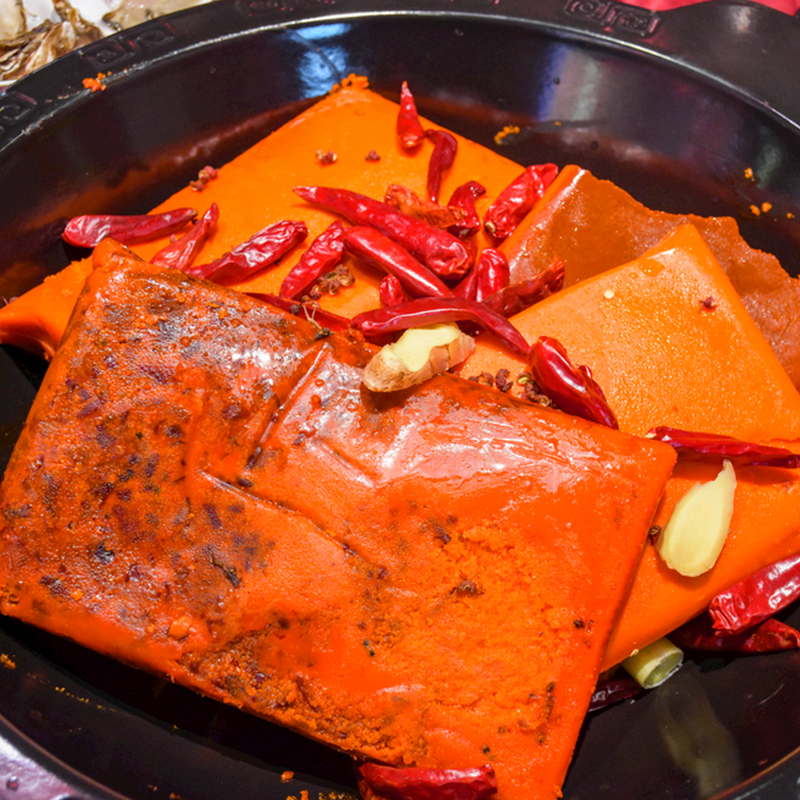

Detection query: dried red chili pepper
(358, 762), (497, 800)
(647, 427), (800, 468)
(384, 185), (466, 229)
(474, 248), (510, 303)
(151, 204), (219, 271)
(709, 552), (800, 633)
(453, 267), (478, 301)
(351, 296), (530, 355)
(63, 207), (197, 248)
(425, 129), (458, 204)
(482, 258), (564, 317)
(293, 186), (472, 278)
(186, 220), (308, 284)
(447, 180), (486, 238)
(279, 221), (346, 299)
(379, 275), (409, 307)
(588, 675), (643, 712)
(344, 226), (453, 299)
(484, 164), (559, 241)
(528, 336), (618, 428)
(248, 293), (350, 333)
(672, 612), (800, 653)
(397, 81), (426, 149)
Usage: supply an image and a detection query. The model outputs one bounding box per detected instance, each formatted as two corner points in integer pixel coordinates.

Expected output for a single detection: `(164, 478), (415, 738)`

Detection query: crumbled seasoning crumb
(82, 72), (107, 92)
(0, 653), (16, 669)
(762, 201), (772, 213)
(300, 790), (309, 800)
(699, 296), (717, 312)
(281, 771), (294, 782)
(744, 167), (754, 179)
(316, 150), (338, 165)
(789, 212), (795, 220)
(365, 150), (381, 161)
(750, 204), (761, 216)
(493, 124), (520, 145)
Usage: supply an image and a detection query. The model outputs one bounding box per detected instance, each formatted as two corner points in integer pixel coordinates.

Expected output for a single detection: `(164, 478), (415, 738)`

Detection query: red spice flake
(316, 149), (338, 165)
(190, 165), (218, 192)
(750, 204), (761, 216)
(699, 296), (717, 311)
(365, 150), (381, 162)
(280, 771), (294, 782)
(82, 72), (107, 92)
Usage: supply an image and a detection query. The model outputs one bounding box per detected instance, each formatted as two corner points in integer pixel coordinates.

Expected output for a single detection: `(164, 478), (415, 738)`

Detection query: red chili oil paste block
(461, 224), (800, 670)
(0, 76), (524, 358)
(0, 241), (675, 800)
(500, 164), (800, 388)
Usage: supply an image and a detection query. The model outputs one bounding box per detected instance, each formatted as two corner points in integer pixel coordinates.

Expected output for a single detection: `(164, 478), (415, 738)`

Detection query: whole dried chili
(709, 552), (800, 633)
(453, 267), (478, 301)
(379, 275), (409, 307)
(425, 129), (458, 204)
(671, 612), (800, 653)
(248, 293), (350, 333)
(647, 427), (800, 468)
(474, 248), (510, 303)
(397, 81), (426, 149)
(186, 220), (308, 284)
(351, 296), (530, 356)
(151, 204), (219, 272)
(484, 164), (559, 241)
(482, 258), (565, 318)
(293, 186), (472, 278)
(588, 675), (643, 712)
(384, 185), (466, 229)
(447, 180), (486, 238)
(279, 220), (346, 299)
(63, 208), (198, 248)
(358, 762), (497, 800)
(344, 226), (453, 299)
(528, 336), (618, 428)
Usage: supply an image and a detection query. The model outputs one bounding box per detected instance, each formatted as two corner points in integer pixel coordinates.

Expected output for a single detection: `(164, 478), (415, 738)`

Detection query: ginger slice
(362, 323), (475, 392)
(655, 460), (736, 578)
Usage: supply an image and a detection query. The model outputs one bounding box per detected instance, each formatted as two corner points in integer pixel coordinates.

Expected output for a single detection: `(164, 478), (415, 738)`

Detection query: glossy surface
(2, 3), (800, 800)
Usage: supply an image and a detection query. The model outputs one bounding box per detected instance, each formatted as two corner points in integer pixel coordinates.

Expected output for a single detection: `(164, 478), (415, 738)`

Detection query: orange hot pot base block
(462, 223), (800, 669)
(500, 163), (800, 389)
(0, 242), (676, 800)
(0, 76), (524, 356)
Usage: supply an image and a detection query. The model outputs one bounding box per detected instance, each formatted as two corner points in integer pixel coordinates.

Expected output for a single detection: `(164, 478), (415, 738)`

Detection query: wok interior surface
(2, 6), (800, 800)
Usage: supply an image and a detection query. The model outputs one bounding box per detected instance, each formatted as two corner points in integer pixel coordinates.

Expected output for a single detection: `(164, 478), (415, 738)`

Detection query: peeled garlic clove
(655, 459), (736, 577)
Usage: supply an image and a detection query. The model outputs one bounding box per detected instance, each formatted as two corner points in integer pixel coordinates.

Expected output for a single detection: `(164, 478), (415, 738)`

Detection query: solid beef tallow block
(0, 241), (675, 800)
